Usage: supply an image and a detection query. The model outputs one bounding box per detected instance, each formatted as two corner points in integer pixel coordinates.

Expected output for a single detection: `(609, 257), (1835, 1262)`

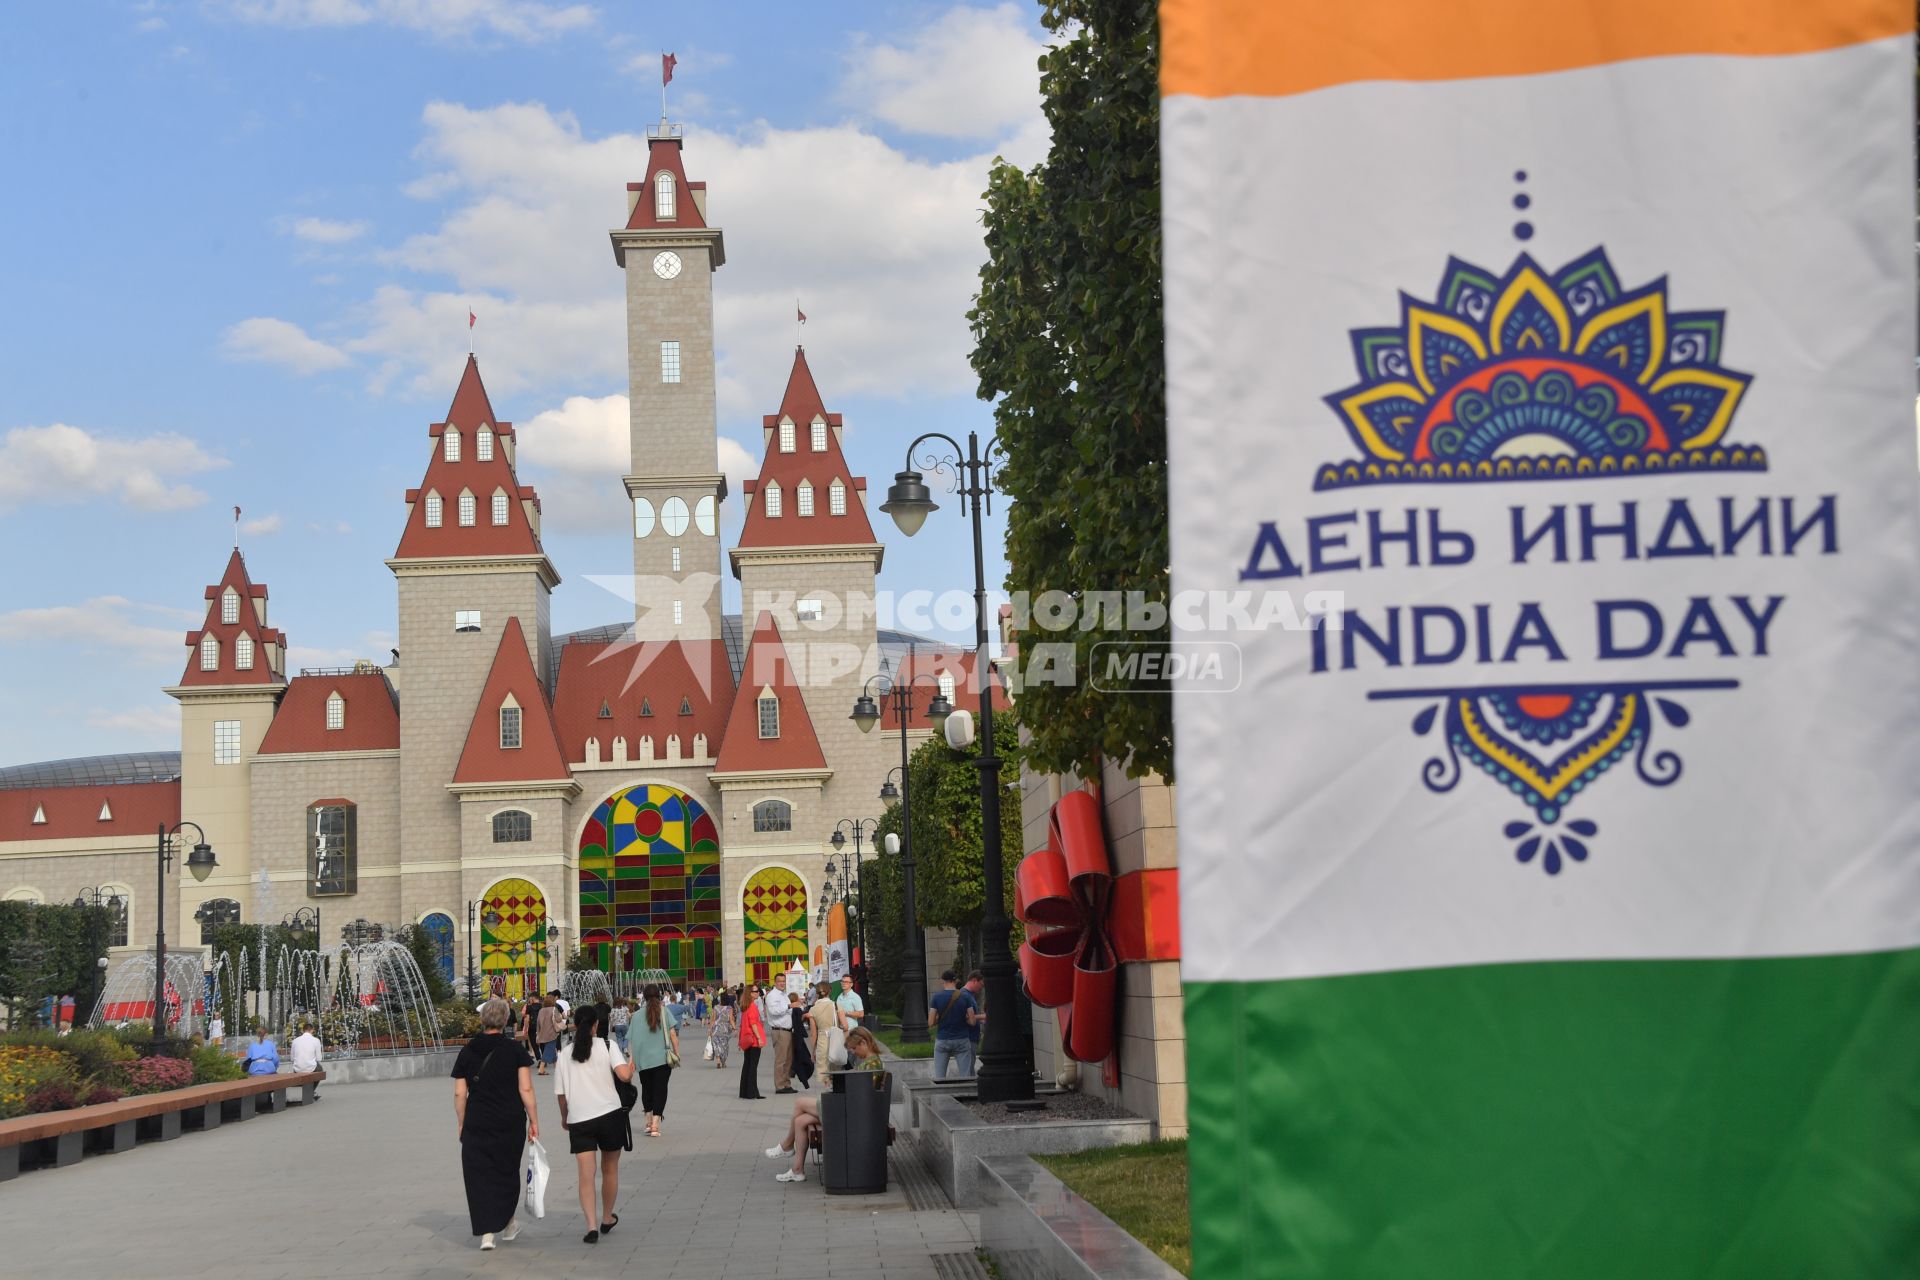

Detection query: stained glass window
(742, 866), (808, 986)
(578, 783), (722, 985)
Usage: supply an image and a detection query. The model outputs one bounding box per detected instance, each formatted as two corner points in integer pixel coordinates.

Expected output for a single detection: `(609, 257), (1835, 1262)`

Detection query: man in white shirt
(289, 1023), (323, 1098)
(764, 984), (795, 1093)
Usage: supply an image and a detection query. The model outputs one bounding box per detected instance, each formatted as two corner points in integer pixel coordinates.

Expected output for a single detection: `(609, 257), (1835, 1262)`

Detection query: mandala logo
(1317, 248), (1762, 489)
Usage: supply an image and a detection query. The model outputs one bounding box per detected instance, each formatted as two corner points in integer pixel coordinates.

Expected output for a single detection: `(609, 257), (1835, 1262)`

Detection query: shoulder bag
(604, 1034), (639, 1112)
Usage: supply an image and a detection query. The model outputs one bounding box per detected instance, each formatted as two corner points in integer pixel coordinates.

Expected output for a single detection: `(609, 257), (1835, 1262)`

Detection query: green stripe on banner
(1186, 949), (1920, 1278)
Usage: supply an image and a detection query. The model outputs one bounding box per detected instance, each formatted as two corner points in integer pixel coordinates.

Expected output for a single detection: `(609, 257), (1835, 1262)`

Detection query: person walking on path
(928, 970), (980, 1079)
(627, 983), (680, 1138)
(963, 970), (986, 1067)
(765, 982), (795, 1093)
(738, 984), (768, 1099)
(609, 997), (632, 1055)
(451, 998), (538, 1251)
(554, 1004), (632, 1246)
(535, 993), (562, 1076)
(517, 998), (536, 1062)
(709, 990), (736, 1071)
(244, 1025), (280, 1076)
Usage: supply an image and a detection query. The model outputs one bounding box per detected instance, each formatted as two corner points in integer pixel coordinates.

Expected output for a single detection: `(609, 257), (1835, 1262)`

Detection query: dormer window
(797, 482), (814, 517)
(640, 698), (654, 717)
(200, 634), (219, 671)
(221, 588), (240, 625)
(655, 171), (676, 220)
(31, 805), (45, 825)
(811, 418), (827, 451)
(499, 700), (522, 749)
(939, 671), (956, 703)
(778, 419), (795, 453)
(491, 489), (509, 526)
(444, 428), (461, 462)
(425, 491), (443, 527)
(326, 691), (345, 731)
(829, 479), (846, 516)
(680, 697), (694, 716)
(764, 481), (782, 518)
(458, 491), (476, 527)
(757, 688), (779, 739)
(236, 634), (255, 670)
(99, 800), (113, 821)
(476, 426), (493, 461)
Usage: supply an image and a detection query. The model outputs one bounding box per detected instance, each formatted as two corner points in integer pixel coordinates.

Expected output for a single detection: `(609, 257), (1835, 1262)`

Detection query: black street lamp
(879, 767), (903, 803)
(850, 642), (952, 1044)
(467, 901), (501, 1001)
(876, 430), (1031, 1102)
(281, 906), (319, 947)
(153, 822), (218, 1051)
(829, 818), (878, 995)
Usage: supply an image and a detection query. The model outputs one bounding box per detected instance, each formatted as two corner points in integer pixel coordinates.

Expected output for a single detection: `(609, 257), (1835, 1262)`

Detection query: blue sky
(0, 0), (1047, 766)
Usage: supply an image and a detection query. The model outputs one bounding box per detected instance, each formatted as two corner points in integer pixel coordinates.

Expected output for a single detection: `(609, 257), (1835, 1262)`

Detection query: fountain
(91, 950), (213, 1038)
(182, 935), (443, 1058)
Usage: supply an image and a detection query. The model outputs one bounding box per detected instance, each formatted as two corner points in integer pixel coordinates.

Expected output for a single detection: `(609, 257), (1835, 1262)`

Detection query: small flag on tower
(468, 309), (476, 329)
(797, 301), (807, 326)
(662, 52), (676, 85)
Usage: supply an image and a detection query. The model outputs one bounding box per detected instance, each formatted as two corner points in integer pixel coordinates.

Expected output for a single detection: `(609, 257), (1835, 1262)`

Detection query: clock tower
(612, 125), (728, 643)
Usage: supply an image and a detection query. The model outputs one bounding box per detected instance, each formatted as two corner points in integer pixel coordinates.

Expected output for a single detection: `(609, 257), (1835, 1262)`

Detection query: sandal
(583, 1230), (599, 1245)
(600, 1213), (619, 1235)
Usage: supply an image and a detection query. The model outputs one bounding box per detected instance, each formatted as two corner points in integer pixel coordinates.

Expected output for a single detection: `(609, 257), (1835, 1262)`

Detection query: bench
(0, 1070), (324, 1181)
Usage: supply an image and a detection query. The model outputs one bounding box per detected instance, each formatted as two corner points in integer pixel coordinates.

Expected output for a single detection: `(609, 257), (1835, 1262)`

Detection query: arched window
(236, 634), (255, 670)
(101, 889), (130, 947)
(424, 491), (443, 527)
(491, 490), (509, 526)
(829, 479), (846, 516)
(757, 692), (779, 739)
(500, 702), (522, 749)
(939, 670), (956, 703)
(811, 418), (827, 451)
(326, 691), (345, 730)
(763, 481), (782, 518)
(752, 799), (792, 833)
(492, 810), (533, 843)
(655, 170), (676, 219)
(221, 588), (240, 625)
(778, 419), (795, 453)
(197, 897), (241, 945)
(200, 634), (219, 671)
(797, 482), (814, 517)
(458, 491), (476, 527)
(310, 803), (355, 895)
(476, 426), (494, 461)
(444, 428), (461, 462)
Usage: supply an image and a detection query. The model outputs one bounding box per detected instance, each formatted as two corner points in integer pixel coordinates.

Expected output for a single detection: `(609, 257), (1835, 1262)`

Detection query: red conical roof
(178, 548), (285, 686)
(713, 614), (828, 773)
(394, 357), (544, 560)
(625, 136), (708, 231)
(737, 347), (877, 552)
(452, 618), (570, 784)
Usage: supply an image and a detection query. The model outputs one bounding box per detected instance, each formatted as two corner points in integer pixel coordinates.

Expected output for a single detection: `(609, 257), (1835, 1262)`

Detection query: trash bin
(821, 1069), (891, 1195)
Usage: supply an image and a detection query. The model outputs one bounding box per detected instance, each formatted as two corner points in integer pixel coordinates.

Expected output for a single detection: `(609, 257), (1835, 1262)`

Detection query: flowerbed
(120, 1056), (195, 1095)
(0, 1027), (240, 1117)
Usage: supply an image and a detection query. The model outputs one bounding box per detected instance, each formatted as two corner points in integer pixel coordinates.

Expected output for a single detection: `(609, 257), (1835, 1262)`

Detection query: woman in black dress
(452, 997), (540, 1250)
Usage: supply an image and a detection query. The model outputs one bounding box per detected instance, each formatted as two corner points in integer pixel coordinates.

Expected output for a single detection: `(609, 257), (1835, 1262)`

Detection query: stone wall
(249, 751), (404, 936)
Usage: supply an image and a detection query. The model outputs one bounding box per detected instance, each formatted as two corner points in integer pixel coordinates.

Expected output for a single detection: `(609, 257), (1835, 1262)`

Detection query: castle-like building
(0, 129), (996, 997)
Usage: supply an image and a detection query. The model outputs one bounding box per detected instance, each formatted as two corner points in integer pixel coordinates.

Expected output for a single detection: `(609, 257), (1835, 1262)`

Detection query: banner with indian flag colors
(1161, 2), (1920, 1275)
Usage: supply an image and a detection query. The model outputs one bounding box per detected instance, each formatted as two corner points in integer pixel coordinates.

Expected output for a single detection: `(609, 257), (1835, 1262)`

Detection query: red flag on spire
(234, 505), (242, 522)
(662, 52), (677, 85)
(468, 309), (476, 329)
(797, 304), (807, 325)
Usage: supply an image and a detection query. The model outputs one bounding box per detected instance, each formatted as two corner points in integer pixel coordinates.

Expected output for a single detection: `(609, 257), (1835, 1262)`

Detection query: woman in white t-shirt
(554, 1004), (633, 1245)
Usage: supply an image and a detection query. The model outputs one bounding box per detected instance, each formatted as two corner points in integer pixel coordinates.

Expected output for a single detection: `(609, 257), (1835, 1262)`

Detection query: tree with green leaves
(971, 0), (1168, 781)
(0, 901), (114, 1026)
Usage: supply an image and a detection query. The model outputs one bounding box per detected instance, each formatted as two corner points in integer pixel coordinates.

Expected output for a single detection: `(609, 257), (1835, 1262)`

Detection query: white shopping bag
(702, 1037), (714, 1061)
(826, 1025), (849, 1070)
(524, 1138), (550, 1219)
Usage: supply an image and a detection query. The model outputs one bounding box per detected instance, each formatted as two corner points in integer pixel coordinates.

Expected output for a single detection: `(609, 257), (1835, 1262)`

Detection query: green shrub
(189, 1045), (245, 1084)
(434, 1003), (481, 1039)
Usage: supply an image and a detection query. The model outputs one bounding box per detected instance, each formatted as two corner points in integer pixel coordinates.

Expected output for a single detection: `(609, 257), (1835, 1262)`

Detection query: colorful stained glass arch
(579, 782), (722, 984)
(421, 911), (455, 987)
(742, 866), (809, 985)
(479, 878), (547, 1001)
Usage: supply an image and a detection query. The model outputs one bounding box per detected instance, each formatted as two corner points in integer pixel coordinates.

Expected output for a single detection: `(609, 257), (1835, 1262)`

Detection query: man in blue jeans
(928, 970), (979, 1078)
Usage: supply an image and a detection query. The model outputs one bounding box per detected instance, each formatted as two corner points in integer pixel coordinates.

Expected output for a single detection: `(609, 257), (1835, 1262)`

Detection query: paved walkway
(1, 1025), (981, 1279)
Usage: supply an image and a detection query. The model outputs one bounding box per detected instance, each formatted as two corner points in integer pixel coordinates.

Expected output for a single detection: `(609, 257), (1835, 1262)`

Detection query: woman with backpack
(627, 984), (680, 1139)
(553, 1004), (633, 1245)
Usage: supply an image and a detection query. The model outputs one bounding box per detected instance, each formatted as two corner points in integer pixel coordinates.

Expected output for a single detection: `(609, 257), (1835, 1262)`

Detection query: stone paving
(0, 1025), (983, 1280)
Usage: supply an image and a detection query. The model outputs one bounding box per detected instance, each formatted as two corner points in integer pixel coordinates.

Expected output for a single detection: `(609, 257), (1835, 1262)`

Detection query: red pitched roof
(0, 780), (180, 843)
(881, 649), (1011, 731)
(393, 357), (545, 560)
(624, 136), (708, 230)
(551, 636), (733, 764)
(452, 618), (570, 784)
(713, 614), (828, 773)
(258, 673), (399, 754)
(737, 347), (878, 552)
(178, 549), (285, 687)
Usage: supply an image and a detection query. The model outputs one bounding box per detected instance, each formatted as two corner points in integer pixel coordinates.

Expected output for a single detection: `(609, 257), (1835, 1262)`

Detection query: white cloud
(0, 423), (226, 513)
(221, 316), (351, 374)
(842, 3), (1045, 140)
(0, 596), (190, 666)
(241, 513), (283, 535)
(286, 215), (370, 244)
(86, 705), (178, 742)
(213, 0), (593, 41)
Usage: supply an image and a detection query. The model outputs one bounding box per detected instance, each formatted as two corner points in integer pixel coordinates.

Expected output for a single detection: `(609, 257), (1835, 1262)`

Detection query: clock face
(652, 251), (682, 280)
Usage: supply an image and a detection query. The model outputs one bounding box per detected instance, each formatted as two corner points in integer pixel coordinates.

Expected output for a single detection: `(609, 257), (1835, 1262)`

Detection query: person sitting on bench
(764, 1027), (884, 1183)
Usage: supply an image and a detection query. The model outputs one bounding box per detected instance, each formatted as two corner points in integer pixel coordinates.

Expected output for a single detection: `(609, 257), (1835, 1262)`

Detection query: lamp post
(829, 818), (878, 994)
(153, 822), (218, 1051)
(875, 430), (1031, 1102)
(850, 644), (953, 1044)
(467, 901), (501, 1002)
(281, 906), (319, 944)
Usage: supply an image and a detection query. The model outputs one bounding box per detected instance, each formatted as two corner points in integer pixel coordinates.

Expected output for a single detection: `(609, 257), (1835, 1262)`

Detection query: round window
(695, 495), (717, 536)
(661, 497), (691, 537)
(633, 497), (656, 539)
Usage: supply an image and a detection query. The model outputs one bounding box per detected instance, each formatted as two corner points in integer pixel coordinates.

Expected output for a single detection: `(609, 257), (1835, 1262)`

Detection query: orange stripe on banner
(1160, 0), (1909, 100)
